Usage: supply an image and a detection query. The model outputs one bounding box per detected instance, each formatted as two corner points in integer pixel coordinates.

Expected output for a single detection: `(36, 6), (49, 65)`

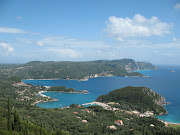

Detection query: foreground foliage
(0, 77), (180, 135)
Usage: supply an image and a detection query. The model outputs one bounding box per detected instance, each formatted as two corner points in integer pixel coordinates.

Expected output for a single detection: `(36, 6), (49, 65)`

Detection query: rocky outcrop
(78, 71), (113, 81)
(124, 60), (157, 72)
(142, 88), (167, 106)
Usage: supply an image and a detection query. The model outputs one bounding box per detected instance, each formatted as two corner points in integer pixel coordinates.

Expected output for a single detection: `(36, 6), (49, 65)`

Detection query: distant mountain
(96, 86), (167, 115)
(0, 59), (156, 80)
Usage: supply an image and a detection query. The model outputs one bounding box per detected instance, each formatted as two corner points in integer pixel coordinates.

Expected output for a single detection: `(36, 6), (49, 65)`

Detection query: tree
(7, 97), (12, 131)
(55, 129), (69, 135)
(13, 110), (21, 132)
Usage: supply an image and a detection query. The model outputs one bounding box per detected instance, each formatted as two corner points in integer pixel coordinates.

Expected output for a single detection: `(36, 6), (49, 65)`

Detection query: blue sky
(0, 0), (180, 65)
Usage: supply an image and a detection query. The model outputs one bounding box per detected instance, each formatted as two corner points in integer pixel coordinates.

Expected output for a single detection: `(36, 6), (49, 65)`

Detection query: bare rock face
(81, 90), (89, 94)
(142, 88), (167, 106)
(154, 96), (166, 106)
(124, 60), (157, 72)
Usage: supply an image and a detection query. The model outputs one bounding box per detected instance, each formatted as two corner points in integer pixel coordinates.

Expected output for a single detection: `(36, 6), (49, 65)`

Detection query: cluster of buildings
(107, 120), (124, 130)
(131, 110), (154, 117)
(12, 81), (28, 87)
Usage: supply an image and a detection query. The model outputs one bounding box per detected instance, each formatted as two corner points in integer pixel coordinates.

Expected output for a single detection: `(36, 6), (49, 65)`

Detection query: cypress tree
(40, 127), (42, 135)
(7, 97), (12, 130)
(24, 123), (29, 135)
(14, 110), (20, 132)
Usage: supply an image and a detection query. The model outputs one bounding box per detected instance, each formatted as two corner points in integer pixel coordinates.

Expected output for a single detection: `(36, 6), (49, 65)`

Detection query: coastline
(23, 69), (155, 82)
(159, 120), (180, 126)
(82, 101), (180, 126)
(38, 90), (48, 97)
(46, 90), (89, 94)
(23, 75), (149, 82)
(33, 90), (89, 106)
(36, 93), (180, 126)
(82, 101), (109, 108)
(32, 91), (59, 106)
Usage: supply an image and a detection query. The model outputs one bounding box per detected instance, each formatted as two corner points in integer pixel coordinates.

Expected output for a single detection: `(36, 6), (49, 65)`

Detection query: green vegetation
(96, 86), (167, 115)
(0, 59), (156, 80)
(7, 97), (12, 131)
(169, 124), (180, 129)
(47, 86), (88, 93)
(0, 77), (180, 134)
(48, 86), (77, 92)
(0, 102), (69, 135)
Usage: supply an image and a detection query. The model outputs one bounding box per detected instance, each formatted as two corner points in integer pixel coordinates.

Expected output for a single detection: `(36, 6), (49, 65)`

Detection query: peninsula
(0, 59), (156, 81)
(46, 86), (89, 94)
(96, 86), (168, 115)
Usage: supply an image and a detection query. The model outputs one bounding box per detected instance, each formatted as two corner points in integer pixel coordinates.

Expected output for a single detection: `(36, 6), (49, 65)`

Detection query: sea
(23, 65), (180, 123)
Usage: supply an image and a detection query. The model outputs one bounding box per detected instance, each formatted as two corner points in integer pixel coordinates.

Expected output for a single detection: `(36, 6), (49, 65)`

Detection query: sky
(0, 0), (180, 65)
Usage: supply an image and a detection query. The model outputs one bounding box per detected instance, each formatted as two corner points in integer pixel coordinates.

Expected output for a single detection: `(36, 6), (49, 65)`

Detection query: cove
(23, 65), (180, 123)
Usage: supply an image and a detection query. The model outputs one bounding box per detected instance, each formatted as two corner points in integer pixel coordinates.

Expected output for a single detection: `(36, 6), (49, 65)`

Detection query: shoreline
(82, 101), (180, 126)
(32, 91), (59, 106)
(82, 101), (110, 108)
(38, 90), (48, 97)
(159, 120), (180, 126)
(23, 75), (150, 82)
(45, 90), (89, 94)
(23, 69), (155, 82)
(34, 94), (180, 126)
(34, 90), (89, 106)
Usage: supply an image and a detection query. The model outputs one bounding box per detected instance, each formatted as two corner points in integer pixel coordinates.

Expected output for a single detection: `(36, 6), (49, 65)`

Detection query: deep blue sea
(23, 65), (180, 123)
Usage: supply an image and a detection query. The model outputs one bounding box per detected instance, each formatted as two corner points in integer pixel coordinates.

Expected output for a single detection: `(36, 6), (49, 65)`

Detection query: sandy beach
(160, 120), (180, 125)
(31, 90), (59, 106)
(38, 90), (48, 97)
(82, 101), (110, 108)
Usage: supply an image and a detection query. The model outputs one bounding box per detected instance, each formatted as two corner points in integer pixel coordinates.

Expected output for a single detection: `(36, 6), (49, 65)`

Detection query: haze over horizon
(0, 0), (180, 65)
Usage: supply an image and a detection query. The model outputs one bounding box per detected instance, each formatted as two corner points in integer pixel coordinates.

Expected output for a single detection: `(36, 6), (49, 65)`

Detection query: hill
(0, 59), (156, 80)
(96, 86), (167, 115)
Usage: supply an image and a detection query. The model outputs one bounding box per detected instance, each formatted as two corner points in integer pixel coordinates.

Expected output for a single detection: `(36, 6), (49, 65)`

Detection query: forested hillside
(0, 59), (156, 80)
(96, 86), (167, 115)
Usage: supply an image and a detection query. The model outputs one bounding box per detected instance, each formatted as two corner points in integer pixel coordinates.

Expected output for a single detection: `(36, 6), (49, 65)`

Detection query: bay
(23, 65), (180, 123)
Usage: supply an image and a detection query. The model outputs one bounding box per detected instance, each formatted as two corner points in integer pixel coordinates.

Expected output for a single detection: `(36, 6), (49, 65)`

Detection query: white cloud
(30, 36), (109, 49)
(0, 27), (26, 33)
(15, 34), (180, 64)
(16, 16), (23, 20)
(174, 3), (180, 10)
(0, 42), (14, 55)
(36, 41), (45, 46)
(105, 14), (172, 41)
(34, 36), (74, 46)
(47, 48), (82, 58)
(173, 37), (177, 41)
(16, 38), (37, 44)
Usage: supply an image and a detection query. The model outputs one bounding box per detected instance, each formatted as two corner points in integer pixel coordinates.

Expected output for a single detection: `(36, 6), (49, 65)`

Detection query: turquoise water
(35, 92), (96, 108)
(23, 65), (180, 123)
